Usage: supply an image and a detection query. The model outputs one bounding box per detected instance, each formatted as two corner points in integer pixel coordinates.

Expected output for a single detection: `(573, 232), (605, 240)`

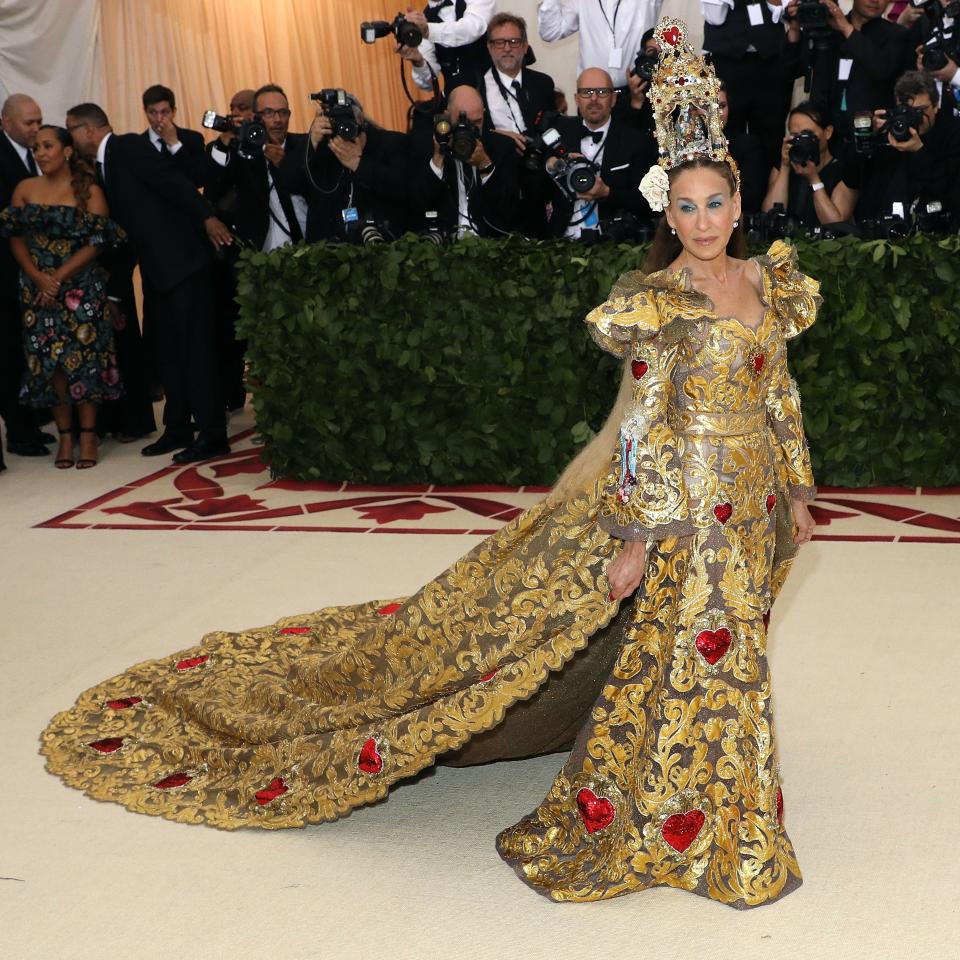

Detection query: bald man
(540, 67), (656, 239)
(0, 93), (53, 461)
(409, 84), (521, 237)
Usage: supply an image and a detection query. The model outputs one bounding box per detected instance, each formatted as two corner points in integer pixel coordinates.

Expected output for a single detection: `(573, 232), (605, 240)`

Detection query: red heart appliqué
(255, 777), (289, 806)
(713, 502), (733, 524)
(695, 628), (732, 664)
(753, 353), (765, 374)
(662, 809), (706, 852)
(776, 787), (784, 824)
(89, 737), (124, 753)
(576, 788), (616, 834)
(280, 627), (311, 635)
(153, 772), (192, 790)
(106, 697), (142, 710)
(766, 493), (777, 514)
(175, 655), (208, 671)
(663, 25), (681, 45)
(377, 603), (402, 616)
(631, 359), (649, 380)
(358, 738), (383, 774)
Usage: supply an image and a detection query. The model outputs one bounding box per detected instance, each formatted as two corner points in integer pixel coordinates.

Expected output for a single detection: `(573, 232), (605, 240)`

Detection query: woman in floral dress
(0, 124), (122, 468)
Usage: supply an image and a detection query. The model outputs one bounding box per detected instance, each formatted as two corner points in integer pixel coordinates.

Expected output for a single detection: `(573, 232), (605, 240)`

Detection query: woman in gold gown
(40, 22), (820, 911)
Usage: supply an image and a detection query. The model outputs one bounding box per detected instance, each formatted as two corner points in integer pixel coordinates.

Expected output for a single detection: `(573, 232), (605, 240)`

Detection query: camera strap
(266, 167), (303, 242)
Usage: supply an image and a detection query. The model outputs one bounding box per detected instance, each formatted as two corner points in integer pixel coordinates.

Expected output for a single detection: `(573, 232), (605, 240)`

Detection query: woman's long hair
(40, 124), (96, 212)
(549, 157), (744, 504)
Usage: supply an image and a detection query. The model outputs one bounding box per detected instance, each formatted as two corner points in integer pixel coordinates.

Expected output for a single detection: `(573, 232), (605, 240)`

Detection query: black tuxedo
(408, 124), (521, 237)
(543, 116), (655, 237)
(98, 132), (223, 440)
(305, 127), (412, 242)
(140, 125), (207, 187)
(0, 131), (39, 446)
(480, 66), (556, 131)
(204, 133), (309, 250)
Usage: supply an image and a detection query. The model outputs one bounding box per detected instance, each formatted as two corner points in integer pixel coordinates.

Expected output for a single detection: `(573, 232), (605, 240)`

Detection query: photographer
(854, 70), (960, 222)
(702, 0), (793, 166)
(762, 101), (857, 225)
(403, 0), (496, 89)
(619, 28), (658, 137)
(783, 0), (915, 139)
(538, 68), (655, 239)
(304, 92), (411, 241)
(408, 84), (520, 237)
(908, 0), (960, 116)
(205, 84), (309, 251)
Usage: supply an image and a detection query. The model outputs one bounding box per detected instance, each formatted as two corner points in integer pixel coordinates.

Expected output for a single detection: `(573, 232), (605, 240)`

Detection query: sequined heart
(662, 809), (706, 852)
(753, 353), (765, 374)
(713, 502), (733, 524)
(280, 627), (311, 635)
(255, 777), (289, 806)
(88, 737), (124, 753)
(153, 772), (192, 790)
(695, 628), (732, 664)
(106, 697), (142, 710)
(631, 359), (649, 380)
(663, 25), (681, 45)
(377, 603), (402, 616)
(776, 787), (784, 824)
(175, 655), (208, 671)
(576, 788), (616, 834)
(358, 738), (383, 774)
(766, 493), (777, 514)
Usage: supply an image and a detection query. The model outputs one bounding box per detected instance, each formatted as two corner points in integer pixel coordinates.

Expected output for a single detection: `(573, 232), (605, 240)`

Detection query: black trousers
(152, 265), (224, 440)
(0, 287), (38, 444)
(712, 53), (791, 170)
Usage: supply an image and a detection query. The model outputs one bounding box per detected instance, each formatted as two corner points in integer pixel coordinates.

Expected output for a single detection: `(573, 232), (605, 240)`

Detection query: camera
(420, 210), (448, 245)
(580, 212), (654, 244)
(434, 112), (479, 161)
(915, 200), (954, 234)
(360, 13), (423, 48)
(921, 37), (960, 71)
(794, 0), (832, 30)
(310, 88), (363, 141)
(788, 130), (820, 167)
(859, 213), (911, 240)
(883, 104), (926, 143)
(744, 205), (801, 243)
(531, 126), (598, 199)
(202, 111), (267, 160)
(633, 49), (658, 82)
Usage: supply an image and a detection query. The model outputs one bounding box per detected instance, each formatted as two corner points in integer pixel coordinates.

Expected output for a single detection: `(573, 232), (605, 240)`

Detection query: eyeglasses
(488, 37), (524, 49)
(259, 108), (291, 119)
(577, 87), (614, 99)
(65, 122), (89, 133)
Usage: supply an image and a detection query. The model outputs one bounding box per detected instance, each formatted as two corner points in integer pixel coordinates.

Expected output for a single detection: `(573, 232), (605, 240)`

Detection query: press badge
(609, 47), (623, 69)
(341, 207), (359, 224)
(838, 59), (853, 81)
(747, 4), (764, 26)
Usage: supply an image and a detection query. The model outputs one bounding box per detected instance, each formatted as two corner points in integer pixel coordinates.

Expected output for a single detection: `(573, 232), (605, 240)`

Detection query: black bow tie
(580, 126), (604, 144)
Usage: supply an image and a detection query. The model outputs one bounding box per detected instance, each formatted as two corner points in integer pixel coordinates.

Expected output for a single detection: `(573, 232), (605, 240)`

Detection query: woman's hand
(34, 271), (61, 301)
(792, 499), (815, 545)
(606, 538), (647, 601)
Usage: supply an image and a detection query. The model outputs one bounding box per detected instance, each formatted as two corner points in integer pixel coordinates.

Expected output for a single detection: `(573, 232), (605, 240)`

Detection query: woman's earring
(733, 219), (740, 227)
(670, 227), (676, 236)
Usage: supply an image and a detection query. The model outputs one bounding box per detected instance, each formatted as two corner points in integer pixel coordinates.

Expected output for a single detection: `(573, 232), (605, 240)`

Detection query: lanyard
(597, 0), (622, 40)
(491, 69), (525, 132)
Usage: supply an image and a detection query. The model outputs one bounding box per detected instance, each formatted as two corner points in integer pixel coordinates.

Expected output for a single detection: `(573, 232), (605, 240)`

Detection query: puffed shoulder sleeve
(764, 239), (822, 339)
(79, 213), (126, 247)
(584, 270), (661, 358)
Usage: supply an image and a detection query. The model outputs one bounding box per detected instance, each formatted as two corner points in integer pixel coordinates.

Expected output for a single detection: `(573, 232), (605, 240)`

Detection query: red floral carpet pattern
(37, 429), (960, 540)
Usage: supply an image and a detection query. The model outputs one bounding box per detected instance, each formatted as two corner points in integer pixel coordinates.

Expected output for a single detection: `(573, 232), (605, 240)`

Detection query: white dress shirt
(538, 0), (664, 87)
(429, 157), (494, 237)
(565, 116), (611, 238)
(424, 0), (495, 48)
(95, 131), (111, 181)
(147, 126), (183, 155)
(701, 0), (785, 55)
(484, 68), (527, 132)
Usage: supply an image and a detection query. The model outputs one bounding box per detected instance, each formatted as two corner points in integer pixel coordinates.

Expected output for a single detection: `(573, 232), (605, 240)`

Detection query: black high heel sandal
(76, 426), (99, 470)
(55, 427), (75, 469)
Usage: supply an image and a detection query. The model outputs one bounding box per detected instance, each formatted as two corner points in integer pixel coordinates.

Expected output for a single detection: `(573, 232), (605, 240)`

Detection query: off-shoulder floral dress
(0, 203), (124, 406)
(40, 240), (819, 911)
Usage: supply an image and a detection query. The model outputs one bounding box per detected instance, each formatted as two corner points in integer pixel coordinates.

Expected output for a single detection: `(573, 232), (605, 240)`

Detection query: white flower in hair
(639, 164), (670, 212)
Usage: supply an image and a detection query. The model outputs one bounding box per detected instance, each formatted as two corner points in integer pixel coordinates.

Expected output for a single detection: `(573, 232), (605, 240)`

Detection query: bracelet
(810, 181), (824, 192)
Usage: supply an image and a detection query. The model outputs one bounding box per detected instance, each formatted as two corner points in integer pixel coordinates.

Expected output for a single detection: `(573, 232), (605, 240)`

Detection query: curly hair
(39, 125), (96, 212)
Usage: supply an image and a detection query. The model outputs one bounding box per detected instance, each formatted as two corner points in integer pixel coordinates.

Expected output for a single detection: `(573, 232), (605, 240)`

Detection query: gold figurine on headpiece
(638, 18), (740, 212)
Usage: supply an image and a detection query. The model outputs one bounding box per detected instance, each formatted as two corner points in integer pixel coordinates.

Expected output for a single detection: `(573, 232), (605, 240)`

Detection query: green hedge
(235, 233), (960, 487)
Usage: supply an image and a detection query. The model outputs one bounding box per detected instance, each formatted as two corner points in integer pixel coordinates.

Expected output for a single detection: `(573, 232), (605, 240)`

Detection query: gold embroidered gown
(41, 240), (820, 910)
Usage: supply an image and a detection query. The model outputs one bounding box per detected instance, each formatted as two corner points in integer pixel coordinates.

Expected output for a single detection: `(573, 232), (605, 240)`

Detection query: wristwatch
(810, 181), (824, 192)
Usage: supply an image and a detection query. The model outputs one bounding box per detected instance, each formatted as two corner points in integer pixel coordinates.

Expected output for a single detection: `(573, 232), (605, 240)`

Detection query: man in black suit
(303, 93), (411, 242)
(540, 68), (655, 239)
(409, 84), (521, 237)
(141, 84), (207, 187)
(204, 84), (308, 251)
(0, 93), (53, 464)
(67, 102), (234, 463)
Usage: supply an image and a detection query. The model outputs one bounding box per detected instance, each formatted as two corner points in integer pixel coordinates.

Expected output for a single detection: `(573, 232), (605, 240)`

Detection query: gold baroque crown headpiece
(638, 18), (740, 212)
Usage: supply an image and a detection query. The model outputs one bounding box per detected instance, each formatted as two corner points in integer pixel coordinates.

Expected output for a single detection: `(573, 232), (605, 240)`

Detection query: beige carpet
(2, 406), (957, 960)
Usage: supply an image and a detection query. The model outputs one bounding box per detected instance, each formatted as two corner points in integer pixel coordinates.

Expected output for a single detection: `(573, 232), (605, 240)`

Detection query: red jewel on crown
(631, 359), (649, 380)
(663, 25), (681, 46)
